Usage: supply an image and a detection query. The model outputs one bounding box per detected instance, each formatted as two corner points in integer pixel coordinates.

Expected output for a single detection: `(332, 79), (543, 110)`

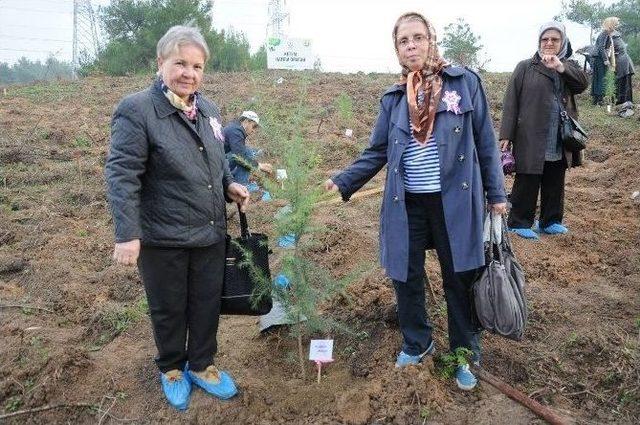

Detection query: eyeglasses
(397, 34), (428, 48)
(540, 37), (561, 44)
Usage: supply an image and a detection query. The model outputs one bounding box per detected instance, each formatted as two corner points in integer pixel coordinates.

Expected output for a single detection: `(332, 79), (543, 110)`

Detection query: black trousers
(392, 192), (480, 361)
(508, 160), (566, 229)
(616, 75), (634, 105)
(138, 241), (225, 373)
(591, 58), (606, 102)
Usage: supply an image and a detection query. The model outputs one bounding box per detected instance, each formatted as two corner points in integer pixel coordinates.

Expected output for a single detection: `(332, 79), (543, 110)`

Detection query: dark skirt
(591, 58), (607, 99)
(616, 75), (633, 104)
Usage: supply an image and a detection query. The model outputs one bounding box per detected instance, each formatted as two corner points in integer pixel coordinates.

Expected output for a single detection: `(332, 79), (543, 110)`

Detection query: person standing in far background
(591, 17), (616, 106)
(500, 22), (588, 240)
(608, 17), (635, 106)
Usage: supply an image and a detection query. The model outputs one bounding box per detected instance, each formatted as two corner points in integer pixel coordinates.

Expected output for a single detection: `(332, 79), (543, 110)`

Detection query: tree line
(2, 0), (638, 85)
(0, 0), (266, 84)
(0, 57), (73, 84)
(558, 0), (640, 63)
(84, 0), (266, 76)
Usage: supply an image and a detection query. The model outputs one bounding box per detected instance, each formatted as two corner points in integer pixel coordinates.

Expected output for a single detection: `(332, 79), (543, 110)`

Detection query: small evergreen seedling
(436, 347), (474, 379)
(335, 92), (354, 128)
(241, 78), (359, 379)
(604, 68), (616, 107)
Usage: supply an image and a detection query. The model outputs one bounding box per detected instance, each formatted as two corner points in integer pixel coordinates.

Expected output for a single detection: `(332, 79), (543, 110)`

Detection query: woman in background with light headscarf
(499, 22), (588, 240)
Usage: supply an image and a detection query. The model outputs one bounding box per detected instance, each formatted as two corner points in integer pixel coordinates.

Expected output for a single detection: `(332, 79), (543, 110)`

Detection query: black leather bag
(473, 214), (528, 341)
(221, 207), (273, 316)
(560, 109), (588, 152)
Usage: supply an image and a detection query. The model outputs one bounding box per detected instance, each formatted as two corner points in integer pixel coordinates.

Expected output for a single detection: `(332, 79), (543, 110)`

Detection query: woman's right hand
(499, 139), (511, 152)
(113, 239), (141, 266)
(324, 179), (339, 192)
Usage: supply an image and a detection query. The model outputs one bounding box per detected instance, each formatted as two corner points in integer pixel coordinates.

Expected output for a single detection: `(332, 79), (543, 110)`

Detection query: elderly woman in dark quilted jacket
(105, 25), (249, 411)
(499, 22), (588, 240)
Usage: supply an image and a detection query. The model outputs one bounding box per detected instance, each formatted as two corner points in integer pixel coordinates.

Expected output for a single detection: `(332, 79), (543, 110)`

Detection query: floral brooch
(442, 90), (462, 115)
(209, 116), (225, 142)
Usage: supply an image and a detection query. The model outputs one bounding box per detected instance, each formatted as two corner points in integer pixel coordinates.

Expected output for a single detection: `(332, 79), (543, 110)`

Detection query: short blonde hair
(156, 25), (210, 62)
(602, 17), (620, 32)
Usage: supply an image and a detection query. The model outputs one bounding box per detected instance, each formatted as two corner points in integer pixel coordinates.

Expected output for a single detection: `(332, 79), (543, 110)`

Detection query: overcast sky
(0, 0), (617, 73)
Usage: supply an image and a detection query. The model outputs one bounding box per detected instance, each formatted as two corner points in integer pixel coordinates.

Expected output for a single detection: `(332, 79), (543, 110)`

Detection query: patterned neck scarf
(160, 79), (198, 121)
(398, 17), (448, 146)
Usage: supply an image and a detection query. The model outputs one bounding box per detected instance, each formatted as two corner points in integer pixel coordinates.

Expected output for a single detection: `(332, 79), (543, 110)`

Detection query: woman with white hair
(592, 17), (617, 105)
(105, 25), (249, 410)
(500, 22), (588, 239)
(606, 17), (635, 105)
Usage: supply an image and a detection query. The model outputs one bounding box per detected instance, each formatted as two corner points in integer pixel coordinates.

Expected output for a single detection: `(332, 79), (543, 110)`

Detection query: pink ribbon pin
(442, 90), (462, 115)
(209, 117), (224, 142)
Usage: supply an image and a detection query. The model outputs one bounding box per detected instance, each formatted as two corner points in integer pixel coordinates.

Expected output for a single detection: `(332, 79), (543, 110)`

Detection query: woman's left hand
(227, 183), (250, 212)
(489, 202), (508, 215)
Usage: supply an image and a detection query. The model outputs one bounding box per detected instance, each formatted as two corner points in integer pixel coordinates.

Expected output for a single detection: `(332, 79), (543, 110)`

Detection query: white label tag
(276, 169), (288, 181)
(309, 339), (334, 362)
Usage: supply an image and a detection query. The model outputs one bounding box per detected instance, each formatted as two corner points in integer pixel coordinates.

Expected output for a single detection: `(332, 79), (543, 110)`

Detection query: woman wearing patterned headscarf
(499, 22), (588, 240)
(325, 12), (506, 390)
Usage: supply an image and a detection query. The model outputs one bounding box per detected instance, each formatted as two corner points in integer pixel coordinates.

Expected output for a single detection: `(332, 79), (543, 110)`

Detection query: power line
(0, 34), (71, 43)
(1, 23), (71, 31)
(0, 47), (70, 53)
(7, 0), (74, 3)
(2, 6), (72, 14)
(72, 0), (100, 76)
(267, 0), (289, 39)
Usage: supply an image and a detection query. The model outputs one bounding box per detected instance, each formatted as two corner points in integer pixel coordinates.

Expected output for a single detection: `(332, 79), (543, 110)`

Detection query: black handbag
(221, 207), (273, 316)
(559, 107), (588, 152)
(473, 214), (528, 341)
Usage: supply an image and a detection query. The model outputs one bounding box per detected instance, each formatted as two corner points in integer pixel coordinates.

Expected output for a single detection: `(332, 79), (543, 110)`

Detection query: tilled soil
(0, 71), (638, 424)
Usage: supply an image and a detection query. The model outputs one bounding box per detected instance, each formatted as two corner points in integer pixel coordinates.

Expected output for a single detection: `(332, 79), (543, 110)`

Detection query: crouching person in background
(223, 110), (273, 189)
(105, 25), (249, 410)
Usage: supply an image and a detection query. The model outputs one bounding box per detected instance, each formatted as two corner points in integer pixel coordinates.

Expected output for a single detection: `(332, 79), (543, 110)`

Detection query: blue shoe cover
(540, 222), (568, 235)
(395, 340), (435, 368)
(273, 273), (290, 289)
(455, 364), (478, 391)
(509, 228), (539, 240)
(160, 370), (191, 411)
(246, 182), (260, 193)
(261, 191), (272, 202)
(187, 366), (238, 400)
(277, 233), (296, 248)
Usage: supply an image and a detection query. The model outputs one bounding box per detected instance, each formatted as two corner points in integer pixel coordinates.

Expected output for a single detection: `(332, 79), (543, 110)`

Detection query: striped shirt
(402, 134), (441, 193)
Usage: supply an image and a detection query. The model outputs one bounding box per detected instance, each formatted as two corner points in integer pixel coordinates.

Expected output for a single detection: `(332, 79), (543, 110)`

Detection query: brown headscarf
(394, 13), (448, 146)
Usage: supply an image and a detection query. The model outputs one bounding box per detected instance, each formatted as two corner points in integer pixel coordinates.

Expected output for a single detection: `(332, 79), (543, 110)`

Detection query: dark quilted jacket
(105, 79), (233, 247)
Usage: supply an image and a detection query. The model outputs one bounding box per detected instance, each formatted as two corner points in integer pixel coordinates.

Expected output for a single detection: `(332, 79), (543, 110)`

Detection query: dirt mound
(0, 72), (638, 423)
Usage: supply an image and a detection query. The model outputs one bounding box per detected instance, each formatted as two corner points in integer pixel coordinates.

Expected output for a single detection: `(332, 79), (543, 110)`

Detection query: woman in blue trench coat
(325, 12), (506, 390)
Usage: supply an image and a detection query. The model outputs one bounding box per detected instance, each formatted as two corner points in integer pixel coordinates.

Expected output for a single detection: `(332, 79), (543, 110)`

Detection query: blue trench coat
(332, 67), (506, 282)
